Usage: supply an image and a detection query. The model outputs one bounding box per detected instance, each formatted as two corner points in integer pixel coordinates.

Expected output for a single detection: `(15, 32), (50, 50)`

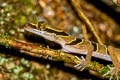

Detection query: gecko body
(24, 21), (120, 80)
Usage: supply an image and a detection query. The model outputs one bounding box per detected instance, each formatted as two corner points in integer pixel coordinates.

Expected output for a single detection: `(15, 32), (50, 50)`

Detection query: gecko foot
(74, 56), (90, 71)
(103, 65), (120, 80)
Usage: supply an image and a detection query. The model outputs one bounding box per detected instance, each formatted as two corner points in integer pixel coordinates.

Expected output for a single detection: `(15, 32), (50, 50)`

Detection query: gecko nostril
(39, 31), (44, 34)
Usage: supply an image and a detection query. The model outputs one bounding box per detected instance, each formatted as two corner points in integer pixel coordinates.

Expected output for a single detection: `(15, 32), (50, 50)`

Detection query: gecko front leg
(103, 46), (120, 80)
(74, 45), (94, 71)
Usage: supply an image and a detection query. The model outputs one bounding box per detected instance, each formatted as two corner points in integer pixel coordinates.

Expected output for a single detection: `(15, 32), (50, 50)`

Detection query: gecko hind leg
(74, 45), (94, 71)
(103, 46), (120, 80)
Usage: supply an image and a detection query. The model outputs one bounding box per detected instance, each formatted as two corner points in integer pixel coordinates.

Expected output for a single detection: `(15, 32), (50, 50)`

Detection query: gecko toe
(103, 65), (120, 80)
(80, 60), (90, 71)
(74, 56), (90, 71)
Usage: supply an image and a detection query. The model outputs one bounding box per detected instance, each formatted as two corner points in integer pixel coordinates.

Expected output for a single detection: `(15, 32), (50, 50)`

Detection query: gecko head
(24, 21), (69, 37)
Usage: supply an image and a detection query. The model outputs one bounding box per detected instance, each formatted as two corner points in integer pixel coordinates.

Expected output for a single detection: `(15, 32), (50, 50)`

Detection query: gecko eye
(37, 21), (46, 31)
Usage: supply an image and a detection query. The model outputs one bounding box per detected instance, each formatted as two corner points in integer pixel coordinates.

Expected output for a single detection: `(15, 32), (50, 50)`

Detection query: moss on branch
(0, 34), (115, 79)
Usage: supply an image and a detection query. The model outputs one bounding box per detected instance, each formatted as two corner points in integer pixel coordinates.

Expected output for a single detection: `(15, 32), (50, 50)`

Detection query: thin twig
(70, 0), (103, 45)
(81, 24), (89, 40)
(0, 34), (113, 79)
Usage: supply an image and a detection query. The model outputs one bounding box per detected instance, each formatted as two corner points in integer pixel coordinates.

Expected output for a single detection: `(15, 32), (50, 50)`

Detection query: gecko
(24, 21), (120, 80)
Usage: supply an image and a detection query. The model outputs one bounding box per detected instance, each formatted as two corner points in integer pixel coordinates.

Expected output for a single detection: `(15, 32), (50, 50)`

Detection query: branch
(0, 34), (113, 79)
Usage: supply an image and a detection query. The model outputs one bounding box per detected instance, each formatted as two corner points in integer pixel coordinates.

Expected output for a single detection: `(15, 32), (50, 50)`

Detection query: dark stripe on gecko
(37, 21), (69, 36)
(67, 38), (82, 45)
(91, 42), (97, 51)
(45, 28), (69, 36)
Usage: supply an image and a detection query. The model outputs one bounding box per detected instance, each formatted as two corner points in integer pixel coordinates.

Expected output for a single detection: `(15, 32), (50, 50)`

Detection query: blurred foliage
(0, 0), (120, 80)
(0, 0), (40, 39)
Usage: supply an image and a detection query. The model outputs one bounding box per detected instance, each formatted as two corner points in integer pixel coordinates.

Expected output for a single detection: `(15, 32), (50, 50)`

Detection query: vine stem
(70, 0), (103, 45)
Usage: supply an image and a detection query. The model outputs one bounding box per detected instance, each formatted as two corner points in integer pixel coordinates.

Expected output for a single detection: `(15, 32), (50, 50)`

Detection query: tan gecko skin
(24, 21), (120, 80)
